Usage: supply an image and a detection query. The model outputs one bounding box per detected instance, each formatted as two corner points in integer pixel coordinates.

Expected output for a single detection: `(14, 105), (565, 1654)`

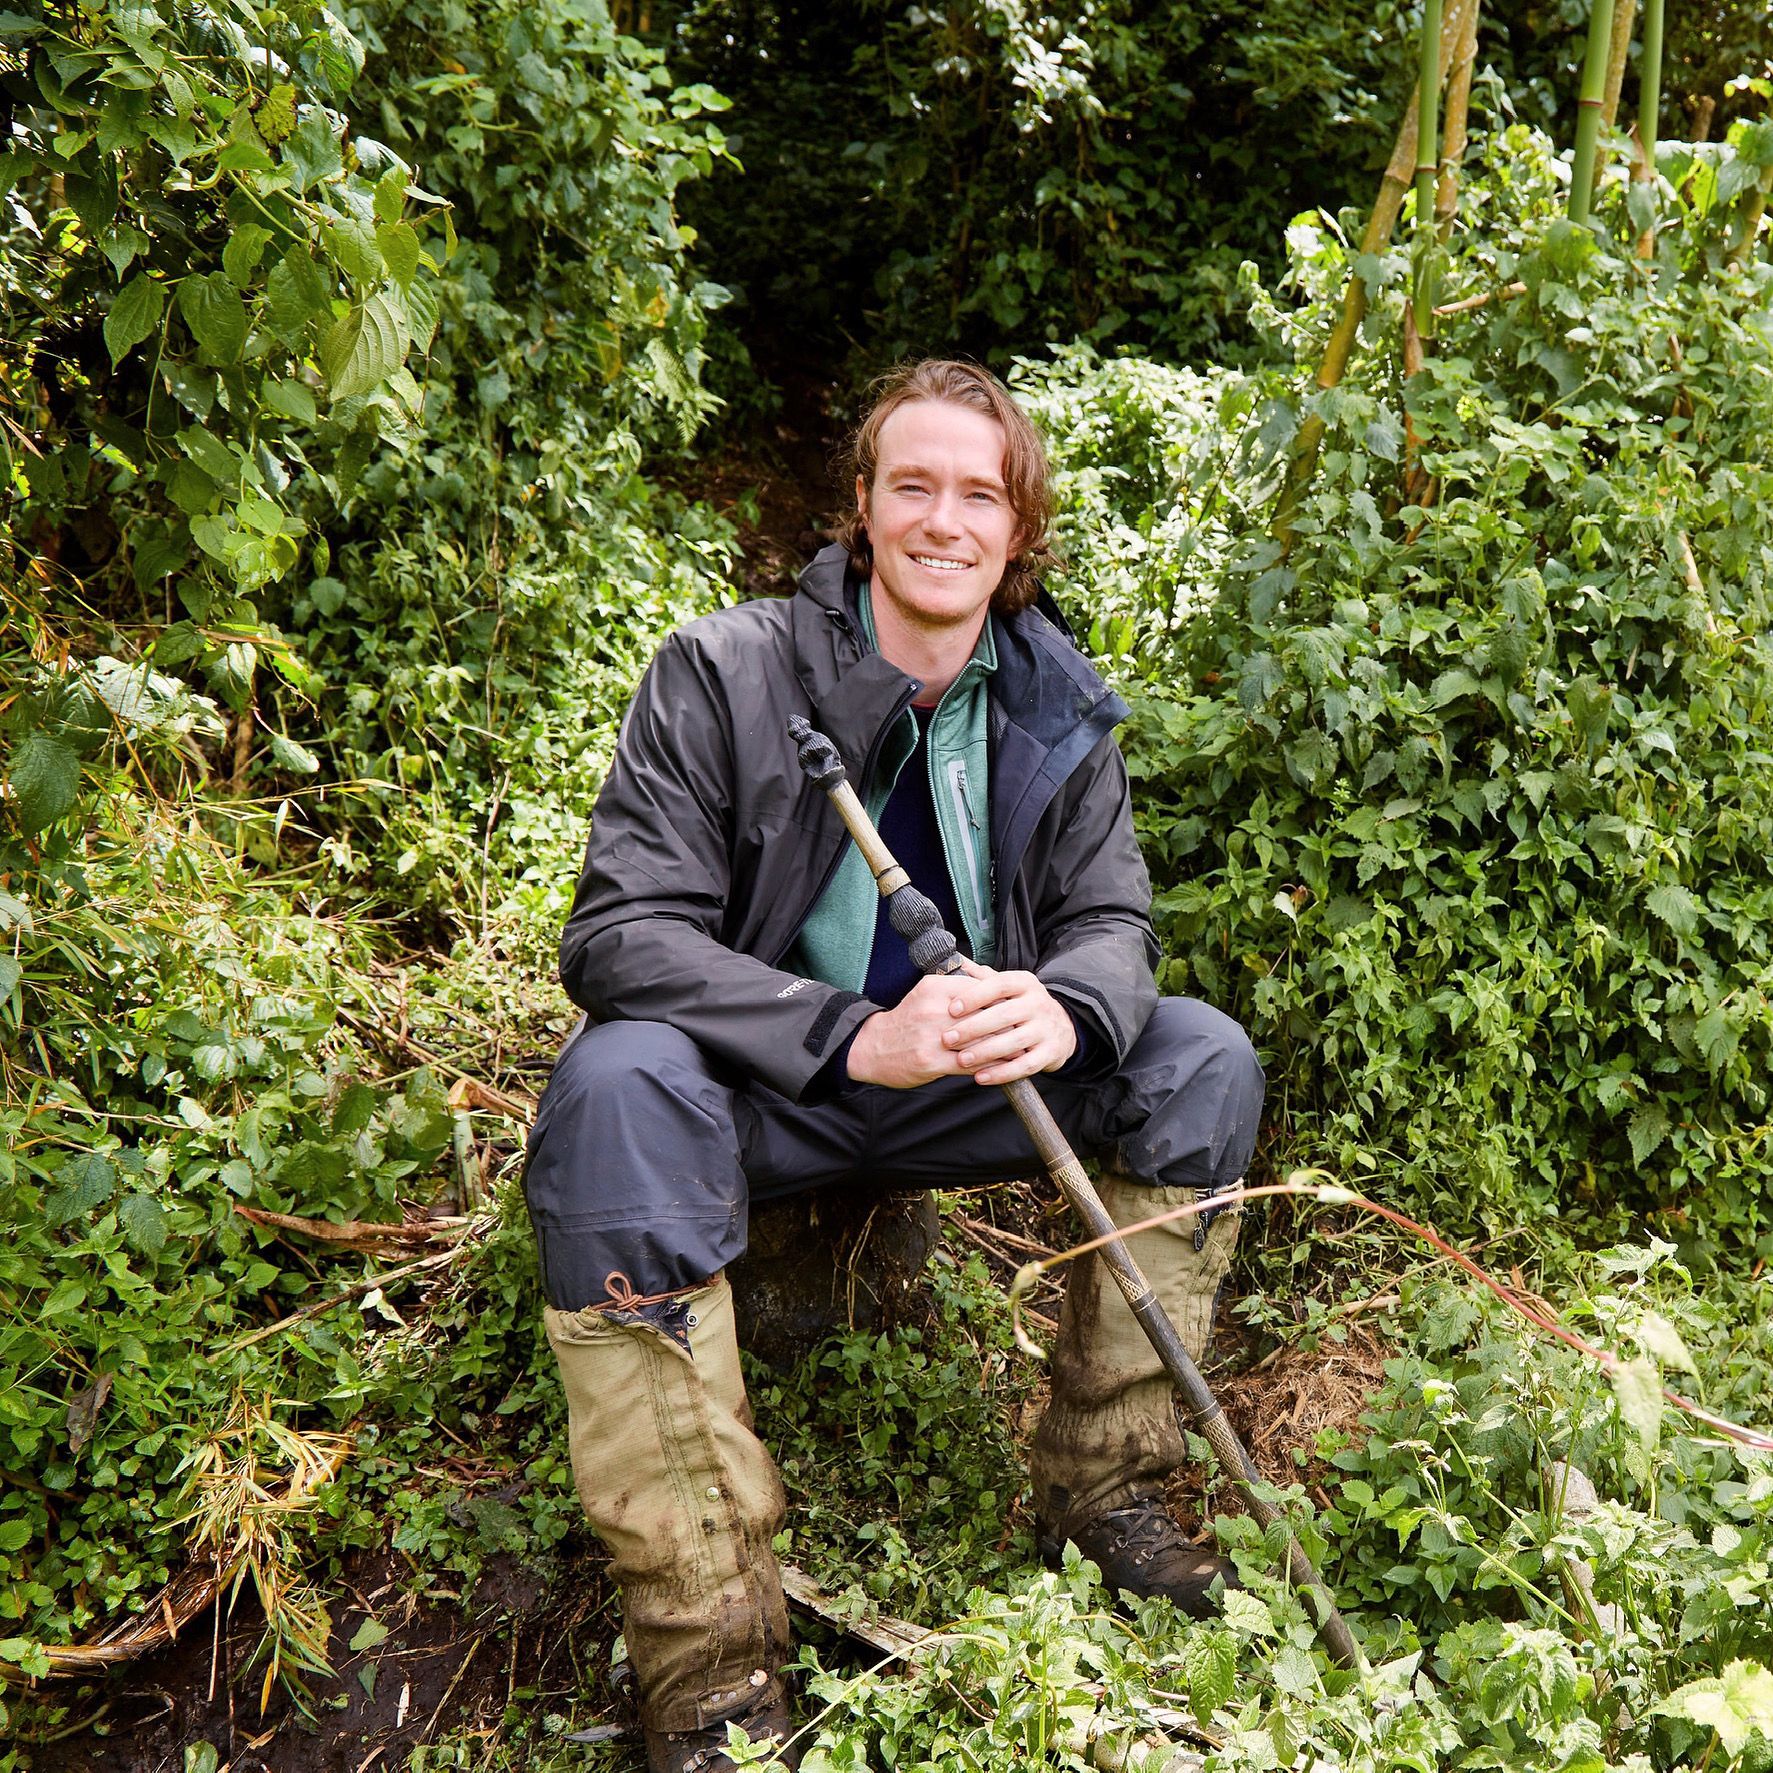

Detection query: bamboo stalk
(1569, 0), (1618, 224)
(1637, 0), (1665, 168)
(1599, 0), (1637, 129)
(1435, 0), (1483, 236)
(1413, 0), (1446, 336)
(1271, 0), (1477, 545)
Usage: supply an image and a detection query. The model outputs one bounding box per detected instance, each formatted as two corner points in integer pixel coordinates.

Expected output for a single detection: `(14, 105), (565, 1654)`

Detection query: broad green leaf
(46, 1152), (116, 1226)
(0, 955), (20, 1001)
(283, 108), (342, 191)
(1182, 1627), (1235, 1725)
(1610, 1356), (1663, 1462)
(8, 729), (82, 832)
(1646, 881), (1699, 938)
(119, 1191), (167, 1258)
(348, 1617), (390, 1653)
(268, 733), (320, 774)
(257, 82), (297, 144)
(262, 379), (318, 424)
(0, 1520), (31, 1553)
(1627, 1103), (1669, 1165)
(375, 220), (420, 287)
(104, 273), (163, 366)
(1657, 1660), (1773, 1756)
(66, 156), (118, 237)
(372, 162), (408, 224)
(190, 513), (238, 562)
(222, 223), (273, 286)
(1634, 1310), (1698, 1375)
(322, 293), (408, 401)
(1221, 1589), (1275, 1637)
(325, 212), (382, 286)
(153, 622), (204, 667)
(266, 247), (331, 346)
(1269, 1644), (1319, 1699)
(177, 272), (247, 364)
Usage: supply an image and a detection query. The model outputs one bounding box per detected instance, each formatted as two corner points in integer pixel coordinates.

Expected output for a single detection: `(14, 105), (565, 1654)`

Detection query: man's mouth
(910, 554), (971, 572)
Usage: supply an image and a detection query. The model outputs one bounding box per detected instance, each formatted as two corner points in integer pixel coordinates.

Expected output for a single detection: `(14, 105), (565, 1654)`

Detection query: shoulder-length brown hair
(835, 359), (1057, 615)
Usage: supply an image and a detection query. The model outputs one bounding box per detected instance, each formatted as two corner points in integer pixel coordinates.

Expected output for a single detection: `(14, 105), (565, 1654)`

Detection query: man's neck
(869, 581), (989, 706)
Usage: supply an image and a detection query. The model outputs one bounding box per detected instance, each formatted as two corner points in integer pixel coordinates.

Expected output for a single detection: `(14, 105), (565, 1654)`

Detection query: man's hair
(835, 358), (1056, 615)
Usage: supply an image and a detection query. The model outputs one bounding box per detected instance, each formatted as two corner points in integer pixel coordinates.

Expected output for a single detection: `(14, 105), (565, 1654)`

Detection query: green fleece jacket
(791, 586), (997, 995)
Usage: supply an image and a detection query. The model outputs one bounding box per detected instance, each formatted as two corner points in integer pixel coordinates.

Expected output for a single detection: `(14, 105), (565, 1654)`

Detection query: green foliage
(748, 1232), (1042, 1622)
(1020, 113), (1773, 1240)
(662, 0), (1771, 380)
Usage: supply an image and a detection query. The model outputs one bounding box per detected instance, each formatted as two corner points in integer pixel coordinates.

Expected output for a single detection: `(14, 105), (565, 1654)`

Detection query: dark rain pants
(522, 997), (1265, 1312)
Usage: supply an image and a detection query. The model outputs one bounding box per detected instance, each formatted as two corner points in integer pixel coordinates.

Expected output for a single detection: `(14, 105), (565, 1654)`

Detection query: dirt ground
(23, 1546), (619, 1773)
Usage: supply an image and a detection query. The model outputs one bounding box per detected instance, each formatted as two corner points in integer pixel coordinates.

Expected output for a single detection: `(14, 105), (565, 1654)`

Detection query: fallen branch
(234, 1204), (470, 1252)
(221, 1242), (473, 1353)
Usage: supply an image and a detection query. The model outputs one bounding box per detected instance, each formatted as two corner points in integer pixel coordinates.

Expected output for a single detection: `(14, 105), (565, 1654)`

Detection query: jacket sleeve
(1029, 734), (1161, 1065)
(557, 631), (879, 1101)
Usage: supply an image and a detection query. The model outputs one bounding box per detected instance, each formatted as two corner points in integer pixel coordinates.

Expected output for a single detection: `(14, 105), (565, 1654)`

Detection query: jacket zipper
(769, 670), (918, 969)
(945, 758), (987, 936)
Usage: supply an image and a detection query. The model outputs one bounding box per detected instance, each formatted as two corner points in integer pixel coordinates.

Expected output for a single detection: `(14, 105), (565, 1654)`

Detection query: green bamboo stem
(1637, 0), (1664, 167)
(1413, 0), (1446, 335)
(1632, 0), (1665, 255)
(1569, 0), (1618, 224)
(1271, 0), (1477, 546)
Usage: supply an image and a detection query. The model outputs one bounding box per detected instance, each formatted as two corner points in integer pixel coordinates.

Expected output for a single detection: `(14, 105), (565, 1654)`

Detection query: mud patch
(19, 1547), (623, 1773)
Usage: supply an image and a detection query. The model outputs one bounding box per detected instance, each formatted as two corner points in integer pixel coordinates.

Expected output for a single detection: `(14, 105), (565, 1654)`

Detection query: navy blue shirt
(865, 706), (968, 1008)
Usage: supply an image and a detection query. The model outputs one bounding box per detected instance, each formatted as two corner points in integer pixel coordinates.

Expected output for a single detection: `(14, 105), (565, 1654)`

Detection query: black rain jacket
(557, 544), (1160, 1101)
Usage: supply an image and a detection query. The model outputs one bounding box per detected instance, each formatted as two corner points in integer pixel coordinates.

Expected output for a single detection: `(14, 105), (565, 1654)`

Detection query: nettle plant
(2, 0), (447, 760)
(1022, 111), (1773, 1244)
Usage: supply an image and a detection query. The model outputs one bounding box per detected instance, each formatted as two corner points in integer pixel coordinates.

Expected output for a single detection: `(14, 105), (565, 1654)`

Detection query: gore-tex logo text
(776, 978), (814, 998)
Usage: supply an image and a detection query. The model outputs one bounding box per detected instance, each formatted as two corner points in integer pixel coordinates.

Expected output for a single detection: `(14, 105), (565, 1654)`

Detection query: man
(523, 360), (1264, 1773)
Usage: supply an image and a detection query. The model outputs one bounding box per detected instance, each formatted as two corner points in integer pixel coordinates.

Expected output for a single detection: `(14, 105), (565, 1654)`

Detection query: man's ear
(854, 472), (869, 533)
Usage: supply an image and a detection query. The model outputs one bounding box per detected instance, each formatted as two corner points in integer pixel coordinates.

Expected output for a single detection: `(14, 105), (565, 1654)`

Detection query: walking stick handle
(787, 716), (1364, 1670)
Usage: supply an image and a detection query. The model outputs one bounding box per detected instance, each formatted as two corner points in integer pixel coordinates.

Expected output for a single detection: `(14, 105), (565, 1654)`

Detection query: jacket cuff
(780, 991), (878, 1103)
(1041, 973), (1128, 1064)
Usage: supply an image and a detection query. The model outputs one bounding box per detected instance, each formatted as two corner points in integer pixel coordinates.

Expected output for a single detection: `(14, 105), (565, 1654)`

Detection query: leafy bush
(1020, 110), (1773, 1243)
(662, 0), (1772, 379)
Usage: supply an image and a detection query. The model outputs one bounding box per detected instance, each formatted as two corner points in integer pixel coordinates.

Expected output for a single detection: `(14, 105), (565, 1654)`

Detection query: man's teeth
(912, 555), (969, 571)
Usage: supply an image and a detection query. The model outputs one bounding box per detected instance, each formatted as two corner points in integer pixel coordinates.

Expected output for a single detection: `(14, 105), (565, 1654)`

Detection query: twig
(220, 1245), (469, 1353)
(334, 1006), (535, 1123)
(1011, 1179), (1773, 1453)
(1433, 280), (1526, 315)
(949, 1212), (1056, 1260)
(234, 1205), (470, 1249)
(422, 1635), (484, 1743)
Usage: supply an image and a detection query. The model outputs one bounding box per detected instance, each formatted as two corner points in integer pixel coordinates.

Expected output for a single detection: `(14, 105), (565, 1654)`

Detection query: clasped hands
(845, 958), (1076, 1089)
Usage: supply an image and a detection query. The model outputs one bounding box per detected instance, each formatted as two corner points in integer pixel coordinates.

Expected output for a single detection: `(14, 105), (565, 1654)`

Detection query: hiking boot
(643, 1672), (800, 1773)
(1039, 1491), (1240, 1617)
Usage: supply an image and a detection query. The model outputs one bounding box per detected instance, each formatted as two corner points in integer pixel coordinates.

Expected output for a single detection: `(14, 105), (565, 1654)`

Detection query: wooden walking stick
(788, 715), (1366, 1671)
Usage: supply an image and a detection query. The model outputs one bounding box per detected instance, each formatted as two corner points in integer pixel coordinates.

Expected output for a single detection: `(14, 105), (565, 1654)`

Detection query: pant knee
(524, 1020), (747, 1308)
(1110, 998), (1266, 1190)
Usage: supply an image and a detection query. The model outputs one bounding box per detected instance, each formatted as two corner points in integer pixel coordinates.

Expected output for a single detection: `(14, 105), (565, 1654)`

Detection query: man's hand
(846, 959), (1076, 1089)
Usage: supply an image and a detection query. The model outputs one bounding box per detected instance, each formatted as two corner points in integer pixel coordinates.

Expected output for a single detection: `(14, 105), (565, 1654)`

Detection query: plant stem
(1600, 0), (1637, 130)
(1436, 0), (1483, 238)
(1569, 0), (1618, 224)
(1413, 0), (1446, 336)
(1271, 0), (1477, 545)
(1637, 0), (1664, 168)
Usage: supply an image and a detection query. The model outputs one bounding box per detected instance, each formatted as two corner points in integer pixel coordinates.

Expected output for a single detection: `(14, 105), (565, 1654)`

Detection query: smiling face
(857, 399), (1021, 649)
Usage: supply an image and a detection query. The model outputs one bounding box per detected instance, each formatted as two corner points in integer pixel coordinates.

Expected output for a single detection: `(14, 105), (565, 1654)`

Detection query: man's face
(858, 399), (1020, 639)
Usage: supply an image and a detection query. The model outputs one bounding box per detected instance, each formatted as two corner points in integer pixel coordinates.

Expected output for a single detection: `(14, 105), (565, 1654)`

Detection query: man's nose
(922, 488), (963, 536)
